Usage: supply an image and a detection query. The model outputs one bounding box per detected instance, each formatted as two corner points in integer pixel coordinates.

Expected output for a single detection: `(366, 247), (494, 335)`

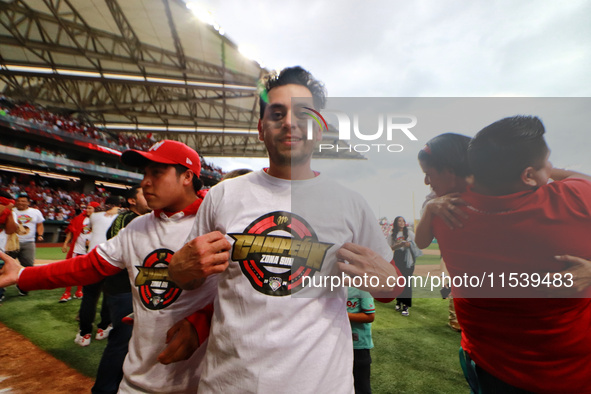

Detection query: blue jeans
(92, 292), (133, 394)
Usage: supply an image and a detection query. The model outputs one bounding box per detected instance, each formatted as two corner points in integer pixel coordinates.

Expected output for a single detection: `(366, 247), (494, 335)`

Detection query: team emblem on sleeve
(229, 211), (333, 296)
(135, 248), (182, 310)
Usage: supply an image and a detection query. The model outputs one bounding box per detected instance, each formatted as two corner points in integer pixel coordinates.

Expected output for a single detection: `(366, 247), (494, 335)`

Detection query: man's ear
(257, 119), (264, 141)
(182, 170), (194, 187)
(520, 166), (539, 187)
(127, 197), (136, 207)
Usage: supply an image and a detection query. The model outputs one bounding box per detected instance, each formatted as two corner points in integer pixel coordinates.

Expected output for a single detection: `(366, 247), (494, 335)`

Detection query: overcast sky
(190, 0), (591, 222)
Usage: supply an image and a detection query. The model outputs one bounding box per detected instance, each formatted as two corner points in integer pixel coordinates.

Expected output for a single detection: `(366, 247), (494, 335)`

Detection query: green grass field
(0, 285), (107, 377)
(1, 244), (468, 392)
(425, 242), (440, 251)
(36, 246), (68, 260)
(416, 253), (441, 265)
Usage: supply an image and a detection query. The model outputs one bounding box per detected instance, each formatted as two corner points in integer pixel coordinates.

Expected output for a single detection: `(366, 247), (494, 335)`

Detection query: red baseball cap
(88, 202), (100, 208)
(121, 140), (201, 177)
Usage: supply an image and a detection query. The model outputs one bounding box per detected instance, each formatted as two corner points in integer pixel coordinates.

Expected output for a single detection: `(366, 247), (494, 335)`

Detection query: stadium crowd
(0, 95), (152, 151)
(0, 173), (108, 221)
(0, 94), (225, 179)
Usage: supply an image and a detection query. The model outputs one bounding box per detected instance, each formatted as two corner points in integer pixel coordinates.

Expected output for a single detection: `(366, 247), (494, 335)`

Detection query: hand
(61, 244), (68, 253)
(168, 231), (231, 290)
(336, 243), (399, 297)
(0, 251), (24, 288)
(425, 193), (469, 229)
(541, 255), (591, 297)
(157, 318), (200, 365)
(392, 241), (404, 250)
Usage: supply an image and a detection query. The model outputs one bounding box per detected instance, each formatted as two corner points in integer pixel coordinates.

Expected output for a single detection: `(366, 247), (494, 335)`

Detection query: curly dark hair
(259, 66), (327, 119)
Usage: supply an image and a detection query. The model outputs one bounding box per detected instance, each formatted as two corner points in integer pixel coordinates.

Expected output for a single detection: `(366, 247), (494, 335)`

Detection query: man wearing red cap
(0, 140), (220, 393)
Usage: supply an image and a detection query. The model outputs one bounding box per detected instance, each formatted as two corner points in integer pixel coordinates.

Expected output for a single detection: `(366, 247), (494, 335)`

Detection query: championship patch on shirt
(17, 214), (32, 225)
(229, 211), (333, 296)
(135, 248), (182, 310)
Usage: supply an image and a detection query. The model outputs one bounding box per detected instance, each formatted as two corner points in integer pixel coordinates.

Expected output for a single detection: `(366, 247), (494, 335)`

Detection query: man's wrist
(17, 267), (25, 281)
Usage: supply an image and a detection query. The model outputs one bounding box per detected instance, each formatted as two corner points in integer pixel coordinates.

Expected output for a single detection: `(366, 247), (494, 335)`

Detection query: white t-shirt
(88, 211), (118, 251)
(192, 170), (392, 394)
(73, 217), (91, 255)
(14, 207), (44, 243)
(96, 210), (217, 393)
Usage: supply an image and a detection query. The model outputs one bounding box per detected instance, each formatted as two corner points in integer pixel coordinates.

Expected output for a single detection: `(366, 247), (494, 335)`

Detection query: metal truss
(0, 0), (254, 82)
(0, 0), (360, 159)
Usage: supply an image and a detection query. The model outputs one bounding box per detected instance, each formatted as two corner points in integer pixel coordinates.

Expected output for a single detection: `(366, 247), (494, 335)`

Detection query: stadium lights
(1, 64), (256, 91)
(146, 76), (186, 85)
(103, 73), (145, 81)
(95, 180), (130, 190)
(55, 69), (101, 78)
(3, 65), (53, 74)
(96, 123), (258, 134)
(0, 164), (80, 182)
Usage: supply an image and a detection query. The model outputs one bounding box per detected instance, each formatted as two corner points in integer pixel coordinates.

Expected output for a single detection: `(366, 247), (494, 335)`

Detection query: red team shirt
(433, 178), (591, 393)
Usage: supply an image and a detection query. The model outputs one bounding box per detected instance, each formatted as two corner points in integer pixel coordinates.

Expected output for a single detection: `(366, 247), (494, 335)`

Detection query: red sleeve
(374, 260), (404, 303)
(18, 248), (122, 291)
(185, 303), (213, 346)
(0, 206), (12, 224)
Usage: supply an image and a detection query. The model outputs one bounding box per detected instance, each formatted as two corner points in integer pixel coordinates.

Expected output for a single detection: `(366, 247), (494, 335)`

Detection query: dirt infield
(0, 323), (94, 393)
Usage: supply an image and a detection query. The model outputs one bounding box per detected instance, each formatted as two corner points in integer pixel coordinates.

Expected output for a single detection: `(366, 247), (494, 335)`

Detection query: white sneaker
(74, 332), (91, 347)
(401, 307), (410, 316)
(95, 325), (113, 340)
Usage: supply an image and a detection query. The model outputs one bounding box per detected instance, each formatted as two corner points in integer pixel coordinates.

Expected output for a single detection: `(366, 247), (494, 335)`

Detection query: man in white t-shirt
(169, 67), (402, 393)
(12, 193), (44, 295)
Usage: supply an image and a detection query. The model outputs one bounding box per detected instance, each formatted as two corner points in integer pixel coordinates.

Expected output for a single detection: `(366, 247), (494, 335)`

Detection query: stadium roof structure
(0, 0), (361, 159)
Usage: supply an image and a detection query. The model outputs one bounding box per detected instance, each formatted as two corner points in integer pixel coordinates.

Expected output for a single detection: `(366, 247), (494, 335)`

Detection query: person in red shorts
(431, 115), (591, 393)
